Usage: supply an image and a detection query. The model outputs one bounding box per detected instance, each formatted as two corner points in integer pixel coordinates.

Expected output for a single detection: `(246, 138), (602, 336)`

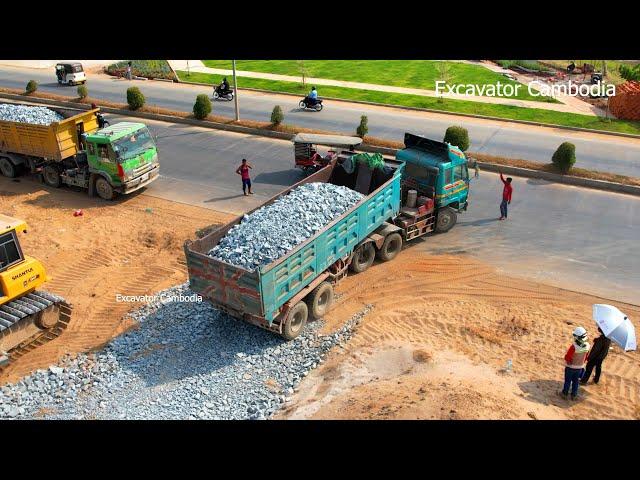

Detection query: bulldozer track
(0, 290), (72, 374)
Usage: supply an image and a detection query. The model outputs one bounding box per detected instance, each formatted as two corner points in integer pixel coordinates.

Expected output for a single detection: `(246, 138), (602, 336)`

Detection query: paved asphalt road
(1, 65), (639, 177)
(14, 112), (633, 305)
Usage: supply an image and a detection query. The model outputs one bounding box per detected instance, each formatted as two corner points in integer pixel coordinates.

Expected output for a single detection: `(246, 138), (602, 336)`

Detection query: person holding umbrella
(580, 327), (611, 385)
(560, 326), (590, 400)
(592, 304), (636, 352)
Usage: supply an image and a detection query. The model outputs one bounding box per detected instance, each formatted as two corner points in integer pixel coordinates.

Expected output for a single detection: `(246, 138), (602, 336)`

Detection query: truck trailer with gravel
(0, 102), (160, 200)
(185, 133), (471, 339)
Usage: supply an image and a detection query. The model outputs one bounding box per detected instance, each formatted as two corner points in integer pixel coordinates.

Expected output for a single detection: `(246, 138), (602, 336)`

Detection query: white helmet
(573, 326), (587, 338)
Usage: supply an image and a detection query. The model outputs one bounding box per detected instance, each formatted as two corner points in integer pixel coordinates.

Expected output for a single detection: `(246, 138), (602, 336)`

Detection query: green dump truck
(185, 133), (471, 340)
(0, 103), (160, 200)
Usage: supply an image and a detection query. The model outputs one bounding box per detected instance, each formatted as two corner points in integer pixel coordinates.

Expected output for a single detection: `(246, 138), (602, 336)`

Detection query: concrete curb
(174, 78), (640, 140)
(2, 92), (638, 197)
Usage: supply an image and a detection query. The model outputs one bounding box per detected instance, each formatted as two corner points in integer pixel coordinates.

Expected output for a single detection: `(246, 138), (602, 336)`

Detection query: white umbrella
(592, 304), (636, 352)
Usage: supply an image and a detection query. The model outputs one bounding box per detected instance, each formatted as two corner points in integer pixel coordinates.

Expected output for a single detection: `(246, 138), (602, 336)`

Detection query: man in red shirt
(498, 172), (513, 220)
(236, 158), (253, 196)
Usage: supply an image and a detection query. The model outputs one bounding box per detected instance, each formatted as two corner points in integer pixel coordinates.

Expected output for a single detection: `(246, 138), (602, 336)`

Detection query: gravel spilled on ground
(0, 284), (371, 420)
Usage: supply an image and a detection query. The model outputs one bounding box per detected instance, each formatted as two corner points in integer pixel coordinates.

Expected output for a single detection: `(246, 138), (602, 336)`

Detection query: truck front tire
(376, 233), (403, 262)
(95, 177), (115, 200)
(43, 165), (61, 187)
(0, 157), (18, 178)
(282, 301), (308, 340)
(307, 282), (334, 319)
(350, 242), (375, 273)
(435, 207), (457, 233)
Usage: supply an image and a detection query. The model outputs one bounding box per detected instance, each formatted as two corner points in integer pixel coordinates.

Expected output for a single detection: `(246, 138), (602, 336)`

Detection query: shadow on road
(526, 178), (554, 186)
(460, 218), (500, 227)
(204, 193), (246, 203)
(253, 169), (300, 186)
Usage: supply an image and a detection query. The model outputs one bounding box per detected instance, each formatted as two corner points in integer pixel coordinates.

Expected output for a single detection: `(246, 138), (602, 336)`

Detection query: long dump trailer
(185, 157), (405, 339)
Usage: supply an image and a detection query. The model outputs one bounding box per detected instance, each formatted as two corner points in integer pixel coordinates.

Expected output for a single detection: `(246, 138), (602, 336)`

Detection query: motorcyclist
(308, 86), (318, 105)
(219, 77), (230, 94)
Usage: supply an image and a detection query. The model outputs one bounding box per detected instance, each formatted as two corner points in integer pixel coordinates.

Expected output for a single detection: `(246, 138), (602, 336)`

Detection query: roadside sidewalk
(168, 60), (600, 116)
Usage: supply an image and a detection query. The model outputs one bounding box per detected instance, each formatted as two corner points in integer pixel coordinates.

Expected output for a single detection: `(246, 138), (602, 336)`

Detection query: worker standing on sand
(498, 172), (513, 220)
(236, 158), (253, 196)
(580, 327), (612, 385)
(560, 326), (590, 400)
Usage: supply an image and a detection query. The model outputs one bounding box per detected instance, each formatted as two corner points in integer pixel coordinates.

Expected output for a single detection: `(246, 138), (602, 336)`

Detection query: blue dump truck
(184, 133), (471, 339)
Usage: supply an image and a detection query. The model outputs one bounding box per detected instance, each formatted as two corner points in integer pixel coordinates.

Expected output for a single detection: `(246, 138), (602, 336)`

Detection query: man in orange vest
(560, 326), (590, 400)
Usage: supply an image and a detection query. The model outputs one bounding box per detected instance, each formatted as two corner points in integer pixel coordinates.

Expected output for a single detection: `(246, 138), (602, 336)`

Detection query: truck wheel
(435, 207), (457, 233)
(306, 281), (334, 319)
(95, 177), (115, 200)
(376, 232), (403, 262)
(0, 157), (17, 178)
(281, 301), (308, 340)
(43, 165), (61, 187)
(350, 242), (375, 273)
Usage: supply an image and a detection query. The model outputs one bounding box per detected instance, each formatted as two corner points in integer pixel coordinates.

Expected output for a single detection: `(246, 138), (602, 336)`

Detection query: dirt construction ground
(0, 178), (232, 383)
(277, 250), (640, 420)
(2, 177), (639, 419)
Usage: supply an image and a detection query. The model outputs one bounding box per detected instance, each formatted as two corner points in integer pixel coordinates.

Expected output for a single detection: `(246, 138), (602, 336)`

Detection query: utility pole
(232, 60), (240, 121)
(186, 60), (190, 77)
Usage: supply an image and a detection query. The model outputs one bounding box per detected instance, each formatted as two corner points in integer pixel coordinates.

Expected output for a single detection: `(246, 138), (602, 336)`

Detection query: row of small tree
(23, 80), (578, 173)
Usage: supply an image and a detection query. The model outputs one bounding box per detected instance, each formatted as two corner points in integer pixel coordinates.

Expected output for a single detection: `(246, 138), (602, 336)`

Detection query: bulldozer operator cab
(0, 218), (24, 273)
(396, 133), (470, 212)
(0, 215), (48, 303)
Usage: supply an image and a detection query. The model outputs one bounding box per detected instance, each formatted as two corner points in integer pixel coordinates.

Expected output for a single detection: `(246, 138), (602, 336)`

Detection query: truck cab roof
(85, 122), (147, 142)
(396, 133), (466, 170)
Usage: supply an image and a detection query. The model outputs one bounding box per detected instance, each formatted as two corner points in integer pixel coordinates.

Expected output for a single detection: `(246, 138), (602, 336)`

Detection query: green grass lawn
(201, 60), (558, 103)
(177, 71), (640, 135)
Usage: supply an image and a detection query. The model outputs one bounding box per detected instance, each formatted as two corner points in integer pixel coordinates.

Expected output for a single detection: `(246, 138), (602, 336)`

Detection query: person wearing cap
(580, 327), (611, 385)
(560, 326), (590, 400)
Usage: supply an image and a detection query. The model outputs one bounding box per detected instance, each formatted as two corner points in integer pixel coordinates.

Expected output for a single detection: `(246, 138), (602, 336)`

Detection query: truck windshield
(113, 129), (155, 161)
(405, 162), (437, 187)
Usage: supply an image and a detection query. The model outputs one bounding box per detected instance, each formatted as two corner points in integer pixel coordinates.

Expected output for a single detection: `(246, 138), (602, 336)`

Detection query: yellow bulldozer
(0, 214), (72, 371)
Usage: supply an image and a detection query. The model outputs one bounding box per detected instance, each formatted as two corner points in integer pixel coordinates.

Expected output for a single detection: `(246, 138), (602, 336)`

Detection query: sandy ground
(2, 176), (639, 419)
(277, 251), (640, 420)
(0, 177), (233, 383)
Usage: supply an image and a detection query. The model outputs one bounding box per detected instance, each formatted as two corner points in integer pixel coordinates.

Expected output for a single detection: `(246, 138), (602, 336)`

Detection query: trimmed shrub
(552, 142), (576, 173)
(443, 126), (470, 151)
(356, 115), (368, 138)
(271, 105), (284, 125)
(126, 87), (145, 110)
(193, 94), (212, 119)
(25, 80), (38, 94)
(77, 85), (88, 99)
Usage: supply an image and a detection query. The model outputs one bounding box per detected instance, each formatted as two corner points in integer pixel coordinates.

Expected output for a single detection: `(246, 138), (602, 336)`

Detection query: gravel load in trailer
(0, 103), (64, 125)
(209, 182), (364, 271)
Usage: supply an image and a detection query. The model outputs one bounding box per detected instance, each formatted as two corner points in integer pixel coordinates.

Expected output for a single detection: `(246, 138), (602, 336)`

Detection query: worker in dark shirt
(580, 327), (612, 385)
(498, 172), (513, 220)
